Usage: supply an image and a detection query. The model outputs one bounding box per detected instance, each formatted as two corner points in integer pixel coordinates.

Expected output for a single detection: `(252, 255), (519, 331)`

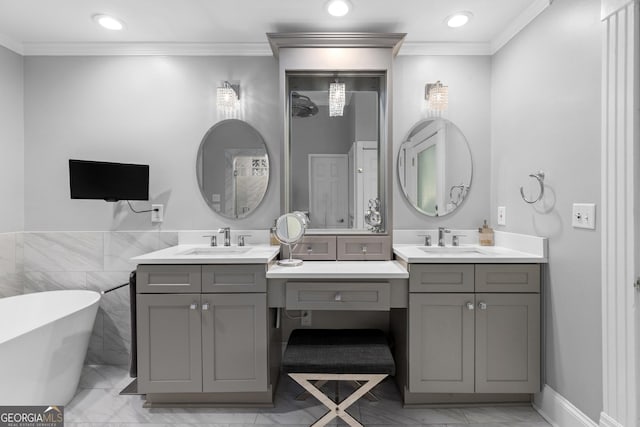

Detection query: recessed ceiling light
(326, 0), (351, 17)
(92, 14), (125, 31)
(446, 11), (472, 28)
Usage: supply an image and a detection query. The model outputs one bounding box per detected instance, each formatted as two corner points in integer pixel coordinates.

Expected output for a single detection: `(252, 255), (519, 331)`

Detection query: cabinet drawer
(137, 265), (201, 293)
(284, 236), (337, 261)
(475, 264), (540, 293)
(336, 236), (391, 261)
(202, 264), (266, 293)
(410, 264), (474, 293)
(286, 282), (391, 311)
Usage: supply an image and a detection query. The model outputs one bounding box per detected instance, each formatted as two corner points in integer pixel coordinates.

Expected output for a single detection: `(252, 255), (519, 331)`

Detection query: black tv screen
(69, 159), (149, 202)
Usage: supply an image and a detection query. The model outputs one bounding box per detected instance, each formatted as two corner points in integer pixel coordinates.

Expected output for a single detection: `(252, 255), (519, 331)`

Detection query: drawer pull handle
(189, 303), (198, 310)
(202, 302), (210, 311)
(362, 245), (367, 254)
(335, 292), (342, 301)
(478, 302), (487, 310)
(466, 302), (474, 310)
(307, 246), (313, 254)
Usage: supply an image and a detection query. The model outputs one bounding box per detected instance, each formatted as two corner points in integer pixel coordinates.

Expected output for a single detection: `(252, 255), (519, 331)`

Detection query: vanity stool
(282, 329), (396, 427)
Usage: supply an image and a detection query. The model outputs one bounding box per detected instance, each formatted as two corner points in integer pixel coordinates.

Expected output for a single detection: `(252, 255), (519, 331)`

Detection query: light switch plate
(572, 203), (595, 229)
(151, 204), (164, 222)
(497, 206), (506, 225)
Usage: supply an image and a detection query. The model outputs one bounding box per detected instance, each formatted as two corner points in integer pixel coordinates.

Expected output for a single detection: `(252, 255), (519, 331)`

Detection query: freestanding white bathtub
(0, 290), (101, 405)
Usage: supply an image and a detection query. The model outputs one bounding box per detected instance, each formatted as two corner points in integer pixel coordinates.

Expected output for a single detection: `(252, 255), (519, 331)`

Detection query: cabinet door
(409, 293), (475, 393)
(201, 293), (268, 392)
(475, 293), (540, 393)
(137, 294), (202, 393)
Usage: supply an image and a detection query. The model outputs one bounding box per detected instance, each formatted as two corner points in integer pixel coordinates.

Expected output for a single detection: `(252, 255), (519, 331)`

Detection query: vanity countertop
(393, 244), (548, 264)
(266, 261), (409, 279)
(131, 244), (280, 264)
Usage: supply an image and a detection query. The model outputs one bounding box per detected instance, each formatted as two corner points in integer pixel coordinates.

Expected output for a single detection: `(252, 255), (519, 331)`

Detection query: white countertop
(393, 244), (548, 263)
(266, 261), (409, 279)
(131, 244), (280, 264)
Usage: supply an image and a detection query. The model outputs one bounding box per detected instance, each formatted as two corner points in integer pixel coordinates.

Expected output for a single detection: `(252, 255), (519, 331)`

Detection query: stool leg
(295, 380), (328, 401)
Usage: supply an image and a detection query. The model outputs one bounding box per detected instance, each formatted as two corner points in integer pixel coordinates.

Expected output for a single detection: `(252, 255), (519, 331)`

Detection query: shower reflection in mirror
(288, 74), (382, 229)
(398, 118), (472, 217)
(196, 119), (270, 219)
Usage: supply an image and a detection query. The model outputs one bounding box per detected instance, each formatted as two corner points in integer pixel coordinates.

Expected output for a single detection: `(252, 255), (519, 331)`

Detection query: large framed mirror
(196, 119), (270, 219)
(398, 118), (472, 217)
(286, 72), (385, 231)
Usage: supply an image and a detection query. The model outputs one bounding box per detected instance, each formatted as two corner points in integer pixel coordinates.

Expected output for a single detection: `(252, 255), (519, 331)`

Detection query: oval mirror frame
(196, 119), (270, 219)
(397, 118), (473, 217)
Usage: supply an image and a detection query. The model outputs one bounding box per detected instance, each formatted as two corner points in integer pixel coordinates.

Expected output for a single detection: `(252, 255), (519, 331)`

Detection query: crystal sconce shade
(216, 81), (240, 114)
(425, 81), (448, 112)
(329, 81), (346, 117)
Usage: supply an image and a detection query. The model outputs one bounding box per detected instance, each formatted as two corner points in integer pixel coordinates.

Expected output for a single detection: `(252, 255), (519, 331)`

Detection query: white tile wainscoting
(0, 230), (178, 365)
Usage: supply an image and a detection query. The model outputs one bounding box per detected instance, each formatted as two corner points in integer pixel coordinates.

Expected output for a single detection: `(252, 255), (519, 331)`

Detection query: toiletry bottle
(479, 219), (494, 246)
(270, 221), (279, 246)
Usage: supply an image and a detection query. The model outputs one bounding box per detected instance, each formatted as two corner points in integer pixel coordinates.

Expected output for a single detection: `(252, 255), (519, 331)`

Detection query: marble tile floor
(67, 365), (552, 427)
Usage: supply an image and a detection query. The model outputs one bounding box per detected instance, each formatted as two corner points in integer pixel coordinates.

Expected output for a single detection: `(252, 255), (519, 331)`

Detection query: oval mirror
(274, 212), (307, 267)
(398, 118), (472, 217)
(196, 119), (270, 219)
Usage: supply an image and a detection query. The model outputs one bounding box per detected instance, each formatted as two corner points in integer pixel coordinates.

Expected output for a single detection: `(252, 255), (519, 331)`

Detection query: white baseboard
(532, 385), (598, 427)
(599, 412), (624, 427)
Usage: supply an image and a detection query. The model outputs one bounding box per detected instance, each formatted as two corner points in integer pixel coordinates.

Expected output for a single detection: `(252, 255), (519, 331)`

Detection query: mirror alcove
(268, 33), (405, 261)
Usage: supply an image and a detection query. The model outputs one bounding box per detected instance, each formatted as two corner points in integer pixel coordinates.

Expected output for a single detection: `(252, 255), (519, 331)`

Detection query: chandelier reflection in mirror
(329, 81), (346, 117)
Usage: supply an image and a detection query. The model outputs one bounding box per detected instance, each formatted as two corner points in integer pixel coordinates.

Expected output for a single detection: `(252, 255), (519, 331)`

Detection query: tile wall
(0, 231), (178, 366)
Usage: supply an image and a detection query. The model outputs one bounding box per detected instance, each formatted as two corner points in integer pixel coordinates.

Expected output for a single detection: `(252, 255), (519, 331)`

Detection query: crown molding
(398, 41), (491, 56)
(0, 32), (24, 55)
(490, 0), (552, 54)
(21, 42), (273, 56)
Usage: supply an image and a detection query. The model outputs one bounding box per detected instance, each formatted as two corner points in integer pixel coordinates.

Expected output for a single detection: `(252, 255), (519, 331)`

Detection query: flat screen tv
(69, 159), (149, 202)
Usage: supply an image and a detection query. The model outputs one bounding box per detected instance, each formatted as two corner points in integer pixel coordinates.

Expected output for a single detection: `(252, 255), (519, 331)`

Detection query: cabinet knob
(335, 292), (342, 301)
(307, 246), (313, 254)
(478, 302), (487, 310)
(202, 302), (210, 311)
(362, 245), (368, 254)
(466, 302), (474, 310)
(189, 302), (198, 310)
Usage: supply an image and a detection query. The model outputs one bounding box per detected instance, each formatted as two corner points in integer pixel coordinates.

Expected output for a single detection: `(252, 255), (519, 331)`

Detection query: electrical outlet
(497, 206), (506, 226)
(300, 310), (312, 327)
(151, 204), (164, 222)
(572, 203), (596, 229)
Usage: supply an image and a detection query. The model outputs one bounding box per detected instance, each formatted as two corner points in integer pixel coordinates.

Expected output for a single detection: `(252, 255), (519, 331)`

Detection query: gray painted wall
(491, 0), (602, 421)
(0, 45), (24, 232)
(24, 56), (279, 231)
(393, 55), (492, 229)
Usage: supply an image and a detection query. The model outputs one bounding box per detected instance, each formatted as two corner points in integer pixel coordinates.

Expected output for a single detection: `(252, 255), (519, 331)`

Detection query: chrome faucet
(438, 227), (451, 247)
(218, 227), (231, 246)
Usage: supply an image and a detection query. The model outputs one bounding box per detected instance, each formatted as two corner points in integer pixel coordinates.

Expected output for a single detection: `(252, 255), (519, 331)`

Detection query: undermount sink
(179, 246), (251, 256)
(418, 246), (488, 255)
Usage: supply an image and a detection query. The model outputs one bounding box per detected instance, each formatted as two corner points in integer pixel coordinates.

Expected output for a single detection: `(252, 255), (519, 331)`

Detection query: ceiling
(0, 0), (550, 56)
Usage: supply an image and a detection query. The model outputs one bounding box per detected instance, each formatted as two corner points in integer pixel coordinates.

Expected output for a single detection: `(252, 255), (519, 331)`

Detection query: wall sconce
(329, 80), (346, 117)
(425, 81), (448, 112)
(216, 81), (240, 114)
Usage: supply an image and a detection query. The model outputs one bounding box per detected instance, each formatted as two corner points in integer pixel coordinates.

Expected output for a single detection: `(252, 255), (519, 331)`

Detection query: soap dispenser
(478, 220), (494, 246)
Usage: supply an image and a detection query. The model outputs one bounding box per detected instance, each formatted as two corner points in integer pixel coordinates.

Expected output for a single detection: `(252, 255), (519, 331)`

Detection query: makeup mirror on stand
(274, 212), (308, 266)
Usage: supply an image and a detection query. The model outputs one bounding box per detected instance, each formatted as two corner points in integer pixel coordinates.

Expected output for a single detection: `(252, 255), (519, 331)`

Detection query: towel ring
(520, 171), (545, 204)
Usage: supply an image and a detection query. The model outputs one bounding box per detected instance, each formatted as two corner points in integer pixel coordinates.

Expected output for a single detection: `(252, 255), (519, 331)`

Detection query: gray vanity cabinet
(137, 264), (269, 397)
(408, 264), (540, 394)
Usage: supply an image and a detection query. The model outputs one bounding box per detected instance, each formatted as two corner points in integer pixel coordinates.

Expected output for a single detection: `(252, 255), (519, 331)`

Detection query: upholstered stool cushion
(282, 329), (395, 375)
